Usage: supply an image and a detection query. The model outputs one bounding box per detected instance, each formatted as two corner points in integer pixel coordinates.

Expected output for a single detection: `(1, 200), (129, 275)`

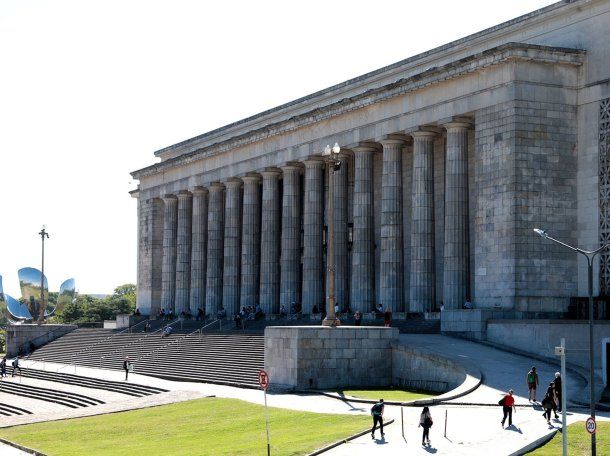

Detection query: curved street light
(534, 228), (610, 456)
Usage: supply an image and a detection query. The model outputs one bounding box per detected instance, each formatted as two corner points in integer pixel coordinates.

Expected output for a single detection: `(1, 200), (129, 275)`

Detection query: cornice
(131, 43), (584, 180)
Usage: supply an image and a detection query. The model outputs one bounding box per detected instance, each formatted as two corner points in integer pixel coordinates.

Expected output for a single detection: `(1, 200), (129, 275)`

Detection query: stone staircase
(0, 381), (104, 408)
(0, 402), (32, 417)
(28, 325), (265, 388)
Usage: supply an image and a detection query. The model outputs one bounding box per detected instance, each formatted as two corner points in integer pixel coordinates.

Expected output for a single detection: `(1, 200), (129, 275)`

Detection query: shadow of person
(531, 403), (543, 411)
(505, 424), (523, 434)
(374, 435), (388, 445)
(424, 445), (438, 454)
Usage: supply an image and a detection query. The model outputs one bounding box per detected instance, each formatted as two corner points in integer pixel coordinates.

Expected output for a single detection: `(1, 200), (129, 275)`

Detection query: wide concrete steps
(0, 381), (105, 408)
(29, 328), (265, 388)
(0, 402), (32, 416)
(20, 368), (167, 397)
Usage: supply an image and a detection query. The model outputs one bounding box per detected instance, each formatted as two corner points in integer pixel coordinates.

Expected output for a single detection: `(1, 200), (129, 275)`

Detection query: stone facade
(264, 326), (398, 389)
(131, 1), (610, 321)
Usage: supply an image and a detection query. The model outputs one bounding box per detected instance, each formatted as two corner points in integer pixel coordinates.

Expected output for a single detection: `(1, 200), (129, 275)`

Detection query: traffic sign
(258, 369), (270, 389)
(586, 417), (596, 435)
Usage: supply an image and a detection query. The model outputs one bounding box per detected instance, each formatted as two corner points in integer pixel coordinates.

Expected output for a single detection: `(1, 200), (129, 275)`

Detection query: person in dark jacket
(541, 382), (556, 424)
(419, 406), (433, 445)
(553, 372), (562, 415)
(371, 399), (385, 439)
(123, 356), (131, 381)
(0, 357), (6, 378)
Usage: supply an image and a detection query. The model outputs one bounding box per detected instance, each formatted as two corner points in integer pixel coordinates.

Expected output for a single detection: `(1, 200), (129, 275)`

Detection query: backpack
(527, 372), (536, 384)
(498, 397), (505, 406)
(371, 403), (382, 416)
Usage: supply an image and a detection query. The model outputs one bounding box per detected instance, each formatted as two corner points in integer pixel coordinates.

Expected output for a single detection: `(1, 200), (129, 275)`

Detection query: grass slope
(530, 421), (610, 455)
(0, 398), (370, 456)
(337, 388), (435, 402)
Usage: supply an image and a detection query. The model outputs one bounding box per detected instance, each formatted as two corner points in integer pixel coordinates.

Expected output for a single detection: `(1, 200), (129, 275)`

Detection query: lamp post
(38, 225), (50, 324)
(322, 143), (342, 327)
(534, 228), (609, 456)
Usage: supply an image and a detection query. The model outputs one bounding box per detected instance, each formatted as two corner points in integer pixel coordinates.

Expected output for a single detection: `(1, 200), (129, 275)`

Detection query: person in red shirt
(500, 389), (516, 427)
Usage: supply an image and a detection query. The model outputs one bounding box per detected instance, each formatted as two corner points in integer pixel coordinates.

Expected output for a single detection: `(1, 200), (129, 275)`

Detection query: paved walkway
(2, 335), (607, 455)
(0, 441), (29, 455)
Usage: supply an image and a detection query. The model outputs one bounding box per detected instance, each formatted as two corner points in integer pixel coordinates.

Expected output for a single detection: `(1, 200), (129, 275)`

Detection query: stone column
(302, 159), (325, 314)
(410, 131), (437, 312)
(240, 174), (261, 309)
(160, 195), (178, 312)
(190, 186), (208, 314)
(380, 138), (405, 312)
(260, 169), (281, 314)
(443, 122), (471, 309)
(223, 178), (243, 316)
(280, 164), (302, 312)
(351, 146), (376, 312)
(174, 191), (193, 314)
(334, 154), (350, 309)
(205, 182), (225, 316)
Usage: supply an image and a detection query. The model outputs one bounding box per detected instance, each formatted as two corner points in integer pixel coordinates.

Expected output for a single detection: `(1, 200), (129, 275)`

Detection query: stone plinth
(6, 324), (77, 357)
(264, 326), (399, 390)
(440, 309), (515, 340)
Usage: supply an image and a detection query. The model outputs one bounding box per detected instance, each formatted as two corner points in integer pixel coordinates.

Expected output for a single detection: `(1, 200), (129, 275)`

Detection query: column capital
(280, 161), (303, 172)
(303, 157), (326, 168)
(224, 177), (242, 188)
(377, 134), (410, 146)
(352, 142), (380, 154)
(208, 181), (225, 191)
(260, 167), (282, 178)
(177, 190), (192, 199)
(411, 128), (440, 139)
(162, 194), (178, 202)
(191, 185), (208, 195)
(444, 121), (473, 131)
(241, 173), (261, 184)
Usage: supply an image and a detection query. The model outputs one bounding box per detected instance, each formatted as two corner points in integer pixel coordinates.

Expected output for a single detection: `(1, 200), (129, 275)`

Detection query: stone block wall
(264, 326), (398, 390)
(440, 309), (515, 340)
(392, 343), (466, 393)
(6, 324), (77, 357)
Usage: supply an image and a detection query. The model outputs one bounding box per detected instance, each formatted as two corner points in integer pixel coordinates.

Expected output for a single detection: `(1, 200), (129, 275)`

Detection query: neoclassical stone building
(131, 0), (610, 327)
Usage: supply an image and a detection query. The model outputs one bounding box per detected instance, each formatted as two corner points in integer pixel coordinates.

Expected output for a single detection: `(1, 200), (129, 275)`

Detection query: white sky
(0, 0), (558, 297)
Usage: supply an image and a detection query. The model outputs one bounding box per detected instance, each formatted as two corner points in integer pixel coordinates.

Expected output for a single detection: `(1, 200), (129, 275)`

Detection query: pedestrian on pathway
(526, 366), (539, 402)
(123, 356), (131, 381)
(541, 382), (556, 424)
(419, 406), (433, 446)
(500, 389), (516, 427)
(0, 357), (6, 378)
(553, 372), (562, 414)
(383, 308), (392, 327)
(371, 399), (385, 439)
(11, 357), (21, 377)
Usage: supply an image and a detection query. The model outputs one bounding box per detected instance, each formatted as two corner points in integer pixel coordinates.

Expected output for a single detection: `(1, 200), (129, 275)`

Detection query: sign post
(258, 370), (271, 456)
(555, 339), (568, 456)
(586, 417), (596, 435)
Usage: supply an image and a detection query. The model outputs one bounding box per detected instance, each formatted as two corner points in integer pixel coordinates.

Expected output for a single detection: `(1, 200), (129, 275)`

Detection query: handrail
(135, 319), (220, 364)
(128, 318), (150, 333)
(98, 318), (181, 368)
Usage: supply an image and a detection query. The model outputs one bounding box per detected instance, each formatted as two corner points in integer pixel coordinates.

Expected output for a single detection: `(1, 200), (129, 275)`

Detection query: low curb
(510, 428), (557, 456)
(307, 419), (395, 455)
(0, 438), (47, 456)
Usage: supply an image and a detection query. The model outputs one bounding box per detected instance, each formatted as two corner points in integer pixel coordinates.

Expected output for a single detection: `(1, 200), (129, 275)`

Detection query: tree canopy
(57, 284), (137, 324)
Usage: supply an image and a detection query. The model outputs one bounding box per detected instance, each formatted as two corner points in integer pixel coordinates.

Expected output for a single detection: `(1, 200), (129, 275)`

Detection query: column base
(321, 317), (341, 327)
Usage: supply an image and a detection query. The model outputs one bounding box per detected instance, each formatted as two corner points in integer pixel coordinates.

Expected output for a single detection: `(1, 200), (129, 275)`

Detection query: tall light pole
(38, 225), (50, 324)
(534, 228), (609, 456)
(322, 143), (341, 327)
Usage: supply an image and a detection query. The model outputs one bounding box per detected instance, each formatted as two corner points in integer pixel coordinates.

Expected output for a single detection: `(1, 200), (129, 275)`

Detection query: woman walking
(419, 406), (433, 445)
(541, 382), (556, 424)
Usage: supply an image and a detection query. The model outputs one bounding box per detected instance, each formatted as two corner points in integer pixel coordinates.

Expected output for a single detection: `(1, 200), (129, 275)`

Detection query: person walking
(541, 382), (556, 424)
(123, 356), (131, 381)
(526, 366), (539, 402)
(11, 357), (22, 377)
(553, 372), (562, 414)
(500, 389), (516, 427)
(419, 406), (433, 446)
(0, 357), (6, 378)
(371, 399), (385, 439)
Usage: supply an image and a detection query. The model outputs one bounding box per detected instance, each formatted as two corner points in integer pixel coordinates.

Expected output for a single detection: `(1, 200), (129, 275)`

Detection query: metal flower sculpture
(0, 269), (75, 324)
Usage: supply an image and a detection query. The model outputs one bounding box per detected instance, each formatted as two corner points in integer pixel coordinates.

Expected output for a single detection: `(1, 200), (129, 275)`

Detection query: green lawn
(0, 397), (370, 456)
(336, 387), (436, 402)
(530, 421), (610, 455)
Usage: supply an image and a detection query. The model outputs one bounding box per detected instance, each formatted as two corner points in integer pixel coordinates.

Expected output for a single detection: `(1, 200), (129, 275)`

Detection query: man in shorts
(526, 366), (539, 402)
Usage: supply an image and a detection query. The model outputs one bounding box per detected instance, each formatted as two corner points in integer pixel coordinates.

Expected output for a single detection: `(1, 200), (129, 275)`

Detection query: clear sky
(0, 0), (558, 297)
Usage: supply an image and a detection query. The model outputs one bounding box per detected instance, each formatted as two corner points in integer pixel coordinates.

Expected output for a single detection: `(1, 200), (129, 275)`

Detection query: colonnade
(151, 122), (472, 317)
